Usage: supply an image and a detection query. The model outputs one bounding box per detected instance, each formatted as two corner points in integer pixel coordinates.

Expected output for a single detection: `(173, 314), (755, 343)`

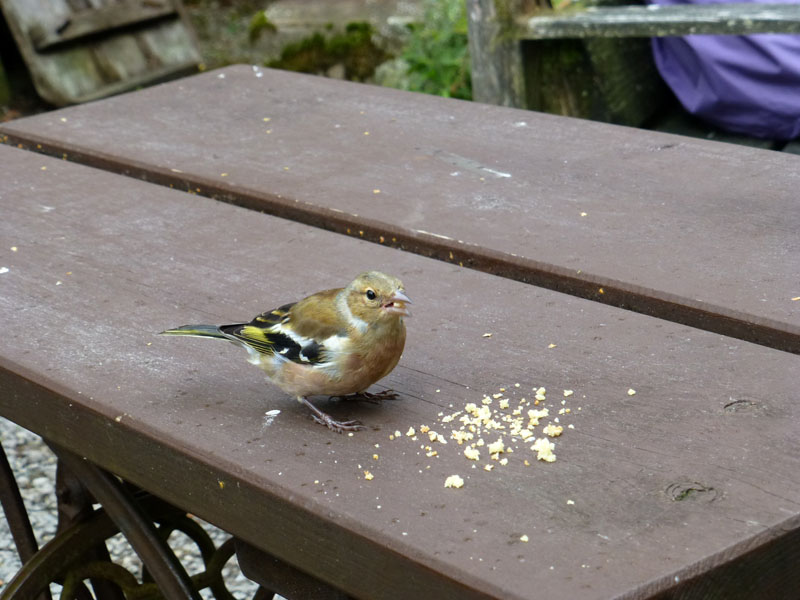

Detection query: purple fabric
(650, 0), (800, 140)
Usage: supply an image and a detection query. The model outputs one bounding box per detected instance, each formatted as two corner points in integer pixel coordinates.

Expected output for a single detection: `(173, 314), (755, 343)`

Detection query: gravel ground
(0, 417), (262, 598)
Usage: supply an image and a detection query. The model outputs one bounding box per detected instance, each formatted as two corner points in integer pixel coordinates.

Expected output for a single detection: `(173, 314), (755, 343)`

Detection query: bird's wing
(220, 298), (342, 366)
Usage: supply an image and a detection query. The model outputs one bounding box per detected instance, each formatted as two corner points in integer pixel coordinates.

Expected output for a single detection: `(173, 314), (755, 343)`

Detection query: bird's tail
(159, 324), (229, 340)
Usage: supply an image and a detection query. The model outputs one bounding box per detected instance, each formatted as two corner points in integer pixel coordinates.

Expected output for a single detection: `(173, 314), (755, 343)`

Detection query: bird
(160, 271), (410, 433)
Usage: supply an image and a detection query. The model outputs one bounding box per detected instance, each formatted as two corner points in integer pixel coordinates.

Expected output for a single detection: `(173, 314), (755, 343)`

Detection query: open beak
(383, 290), (412, 317)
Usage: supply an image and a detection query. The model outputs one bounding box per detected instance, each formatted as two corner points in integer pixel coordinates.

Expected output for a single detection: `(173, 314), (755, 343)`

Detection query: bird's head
(342, 271), (411, 327)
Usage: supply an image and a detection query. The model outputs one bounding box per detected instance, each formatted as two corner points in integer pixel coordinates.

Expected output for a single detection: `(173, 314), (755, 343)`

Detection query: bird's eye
(366, 289), (376, 300)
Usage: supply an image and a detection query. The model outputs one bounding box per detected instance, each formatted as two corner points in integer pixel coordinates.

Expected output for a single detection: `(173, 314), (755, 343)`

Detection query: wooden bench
(1, 66), (799, 599)
(466, 1), (800, 143)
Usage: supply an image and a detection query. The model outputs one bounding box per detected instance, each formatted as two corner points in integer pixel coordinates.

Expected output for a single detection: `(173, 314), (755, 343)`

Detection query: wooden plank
(2, 144), (799, 599)
(0, 0), (199, 105)
(521, 3), (800, 39)
(3, 66), (797, 352)
(29, 1), (176, 51)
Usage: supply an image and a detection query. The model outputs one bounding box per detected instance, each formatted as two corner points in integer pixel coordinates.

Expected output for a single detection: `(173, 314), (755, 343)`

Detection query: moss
(267, 22), (389, 82)
(248, 11), (277, 44)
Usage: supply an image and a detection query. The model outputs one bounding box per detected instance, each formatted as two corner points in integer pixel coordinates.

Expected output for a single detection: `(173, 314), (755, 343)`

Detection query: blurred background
(1, 0), (799, 149)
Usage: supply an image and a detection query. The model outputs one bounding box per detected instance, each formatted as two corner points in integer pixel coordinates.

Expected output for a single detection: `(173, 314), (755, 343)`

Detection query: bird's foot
(300, 397), (365, 433)
(330, 389), (400, 405)
(310, 413), (365, 433)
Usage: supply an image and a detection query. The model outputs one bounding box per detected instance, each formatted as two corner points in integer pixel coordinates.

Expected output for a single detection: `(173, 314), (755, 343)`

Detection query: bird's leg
(298, 397), (365, 433)
(329, 389), (400, 405)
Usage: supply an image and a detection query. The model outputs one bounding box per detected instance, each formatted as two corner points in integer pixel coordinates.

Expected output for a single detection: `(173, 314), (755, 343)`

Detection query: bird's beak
(383, 290), (412, 317)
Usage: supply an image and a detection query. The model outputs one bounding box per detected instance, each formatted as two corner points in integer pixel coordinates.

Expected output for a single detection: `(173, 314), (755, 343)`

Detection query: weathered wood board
(2, 66), (797, 352)
(2, 144), (799, 599)
(522, 3), (800, 39)
(0, 0), (200, 105)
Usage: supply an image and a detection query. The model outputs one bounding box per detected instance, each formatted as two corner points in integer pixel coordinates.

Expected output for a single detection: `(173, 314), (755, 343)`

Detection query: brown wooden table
(1, 67), (799, 599)
(2, 65), (798, 353)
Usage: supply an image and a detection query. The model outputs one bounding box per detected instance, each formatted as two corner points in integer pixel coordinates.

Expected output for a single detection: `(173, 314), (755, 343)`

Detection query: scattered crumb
(487, 438), (505, 455)
(548, 343), (557, 348)
(383, 380), (576, 475)
(444, 474), (464, 488)
(520, 534), (529, 542)
(364, 470), (374, 481)
(543, 424), (563, 438)
(531, 438), (556, 462)
(567, 499), (575, 505)
(464, 446), (480, 461)
(482, 332), (492, 338)
(627, 388), (637, 396)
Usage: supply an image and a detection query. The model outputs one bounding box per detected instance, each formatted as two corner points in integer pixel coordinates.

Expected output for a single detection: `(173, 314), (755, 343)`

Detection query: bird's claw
(311, 413), (365, 433)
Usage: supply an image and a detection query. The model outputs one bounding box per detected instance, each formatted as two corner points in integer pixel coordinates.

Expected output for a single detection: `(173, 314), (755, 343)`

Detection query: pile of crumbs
(383, 384), (581, 487)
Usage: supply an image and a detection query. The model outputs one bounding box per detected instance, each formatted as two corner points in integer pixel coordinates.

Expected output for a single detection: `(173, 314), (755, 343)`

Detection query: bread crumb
(464, 446), (480, 461)
(520, 534), (529, 542)
(444, 474), (464, 488)
(543, 423), (563, 437)
(487, 438), (505, 454)
(527, 408), (549, 426)
(406, 427), (416, 437)
(531, 438), (556, 462)
(627, 388), (637, 396)
(364, 470), (374, 481)
(482, 332), (492, 338)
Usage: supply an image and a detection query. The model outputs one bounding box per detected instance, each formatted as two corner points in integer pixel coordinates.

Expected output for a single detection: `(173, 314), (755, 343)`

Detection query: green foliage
(267, 23), (389, 82)
(395, 0), (472, 100)
(248, 11), (277, 44)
